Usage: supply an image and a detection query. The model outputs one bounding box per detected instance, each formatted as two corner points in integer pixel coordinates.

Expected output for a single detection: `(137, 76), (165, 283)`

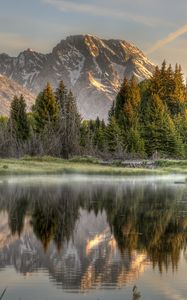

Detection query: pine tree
(114, 77), (129, 126)
(143, 94), (184, 158)
(113, 76), (144, 155)
(33, 83), (60, 132)
(126, 128), (145, 157)
(172, 64), (187, 114)
(80, 121), (92, 148)
(92, 117), (106, 152)
(108, 102), (115, 122)
(62, 91), (81, 158)
(55, 80), (68, 114)
(105, 117), (123, 154)
(174, 110), (187, 155)
(55, 82), (82, 158)
(150, 65), (161, 94)
(123, 76), (141, 128)
(10, 95), (30, 141)
(150, 62), (186, 116)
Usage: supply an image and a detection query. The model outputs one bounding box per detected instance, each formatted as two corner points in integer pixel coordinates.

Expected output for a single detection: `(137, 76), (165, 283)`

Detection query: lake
(0, 174), (187, 300)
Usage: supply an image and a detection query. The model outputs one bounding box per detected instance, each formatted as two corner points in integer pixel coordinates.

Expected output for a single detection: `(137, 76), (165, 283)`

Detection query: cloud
(146, 23), (187, 54)
(42, 0), (161, 27)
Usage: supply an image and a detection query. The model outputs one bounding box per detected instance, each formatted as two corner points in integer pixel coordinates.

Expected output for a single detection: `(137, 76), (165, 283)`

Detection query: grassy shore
(0, 156), (186, 176)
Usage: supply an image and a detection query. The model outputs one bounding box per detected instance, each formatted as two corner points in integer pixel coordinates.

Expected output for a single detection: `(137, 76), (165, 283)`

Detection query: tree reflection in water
(0, 179), (186, 275)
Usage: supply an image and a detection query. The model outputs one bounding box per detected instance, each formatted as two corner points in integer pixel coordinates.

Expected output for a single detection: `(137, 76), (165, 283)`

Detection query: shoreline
(0, 157), (187, 176)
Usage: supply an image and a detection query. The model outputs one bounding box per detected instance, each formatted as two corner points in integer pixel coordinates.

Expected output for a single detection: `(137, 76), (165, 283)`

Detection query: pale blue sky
(1, 0), (187, 73)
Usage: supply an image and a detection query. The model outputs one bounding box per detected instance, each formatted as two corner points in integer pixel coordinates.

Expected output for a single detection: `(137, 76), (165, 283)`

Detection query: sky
(1, 0), (187, 74)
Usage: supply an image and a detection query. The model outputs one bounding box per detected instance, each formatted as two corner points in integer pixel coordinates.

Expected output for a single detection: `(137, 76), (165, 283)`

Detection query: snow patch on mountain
(0, 35), (155, 120)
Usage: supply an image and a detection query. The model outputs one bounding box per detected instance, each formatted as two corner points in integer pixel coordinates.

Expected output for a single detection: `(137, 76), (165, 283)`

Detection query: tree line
(1, 60), (187, 159)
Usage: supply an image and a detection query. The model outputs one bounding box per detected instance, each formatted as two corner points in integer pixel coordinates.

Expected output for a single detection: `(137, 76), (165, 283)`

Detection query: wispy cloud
(42, 0), (161, 27)
(146, 23), (187, 54)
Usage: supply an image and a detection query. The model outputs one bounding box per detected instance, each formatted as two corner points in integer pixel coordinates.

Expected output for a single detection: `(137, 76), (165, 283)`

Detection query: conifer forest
(2, 61), (187, 160)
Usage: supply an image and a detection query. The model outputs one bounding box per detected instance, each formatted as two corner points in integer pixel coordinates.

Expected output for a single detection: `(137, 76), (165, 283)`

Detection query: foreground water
(0, 174), (187, 300)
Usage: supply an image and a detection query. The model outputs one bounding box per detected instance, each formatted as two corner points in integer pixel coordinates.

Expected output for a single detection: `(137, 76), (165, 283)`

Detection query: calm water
(0, 174), (187, 300)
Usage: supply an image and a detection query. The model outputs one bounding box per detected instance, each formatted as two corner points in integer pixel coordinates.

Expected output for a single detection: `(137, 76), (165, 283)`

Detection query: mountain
(0, 35), (155, 120)
(0, 50), (48, 91)
(0, 74), (35, 116)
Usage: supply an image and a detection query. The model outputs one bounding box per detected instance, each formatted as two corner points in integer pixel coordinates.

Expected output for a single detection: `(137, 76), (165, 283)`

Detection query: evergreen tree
(55, 82), (82, 158)
(143, 94), (184, 158)
(10, 95), (30, 141)
(105, 117), (123, 154)
(174, 110), (187, 155)
(55, 80), (68, 114)
(108, 102), (115, 122)
(33, 83), (60, 132)
(150, 65), (161, 95)
(92, 117), (106, 152)
(150, 62), (186, 116)
(114, 77), (129, 126)
(113, 76), (144, 155)
(80, 121), (93, 150)
(172, 64), (187, 114)
(123, 76), (141, 129)
(62, 91), (81, 158)
(126, 128), (145, 157)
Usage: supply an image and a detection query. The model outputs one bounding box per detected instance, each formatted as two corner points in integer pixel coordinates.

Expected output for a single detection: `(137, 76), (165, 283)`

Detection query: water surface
(0, 174), (187, 300)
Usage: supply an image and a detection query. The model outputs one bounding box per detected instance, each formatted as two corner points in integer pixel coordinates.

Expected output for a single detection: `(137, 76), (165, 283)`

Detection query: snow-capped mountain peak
(0, 35), (155, 120)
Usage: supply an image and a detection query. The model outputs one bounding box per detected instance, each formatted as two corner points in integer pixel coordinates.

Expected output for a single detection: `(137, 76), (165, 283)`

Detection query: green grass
(155, 159), (187, 174)
(0, 157), (172, 176)
(156, 159), (187, 168)
(0, 157), (186, 176)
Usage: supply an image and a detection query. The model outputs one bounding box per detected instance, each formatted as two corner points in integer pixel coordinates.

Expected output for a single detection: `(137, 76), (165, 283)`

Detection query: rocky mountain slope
(0, 74), (35, 116)
(0, 35), (155, 120)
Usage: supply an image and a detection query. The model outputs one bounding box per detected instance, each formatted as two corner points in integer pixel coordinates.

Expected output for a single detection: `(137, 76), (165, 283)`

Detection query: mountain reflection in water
(0, 176), (186, 295)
